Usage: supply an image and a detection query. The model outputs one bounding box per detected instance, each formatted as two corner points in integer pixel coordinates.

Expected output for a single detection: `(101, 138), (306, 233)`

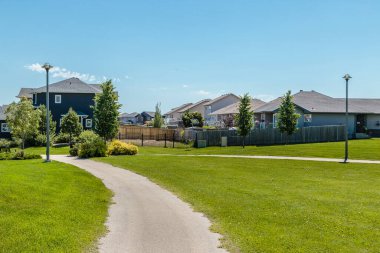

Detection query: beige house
(210, 98), (266, 127)
(177, 99), (211, 118)
(204, 93), (240, 125)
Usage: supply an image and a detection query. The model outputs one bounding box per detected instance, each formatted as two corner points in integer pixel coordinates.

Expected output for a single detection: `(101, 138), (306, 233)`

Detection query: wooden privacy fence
(119, 125), (178, 141)
(193, 125), (346, 147)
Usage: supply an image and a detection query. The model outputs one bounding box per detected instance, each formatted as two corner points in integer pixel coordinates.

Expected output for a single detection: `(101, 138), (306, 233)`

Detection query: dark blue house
(17, 77), (102, 133)
(0, 105), (11, 139)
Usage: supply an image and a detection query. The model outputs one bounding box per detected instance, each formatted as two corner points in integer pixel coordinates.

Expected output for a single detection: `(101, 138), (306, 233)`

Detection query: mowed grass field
(138, 138), (380, 160)
(95, 155), (380, 253)
(0, 160), (111, 253)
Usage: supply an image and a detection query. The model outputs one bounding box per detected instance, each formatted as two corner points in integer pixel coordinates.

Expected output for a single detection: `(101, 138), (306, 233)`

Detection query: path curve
(51, 155), (227, 253)
(152, 154), (380, 164)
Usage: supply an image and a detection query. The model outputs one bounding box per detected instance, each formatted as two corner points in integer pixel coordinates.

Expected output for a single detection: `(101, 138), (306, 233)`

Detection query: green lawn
(138, 138), (380, 160)
(95, 155), (380, 253)
(22, 146), (70, 155)
(0, 159), (112, 253)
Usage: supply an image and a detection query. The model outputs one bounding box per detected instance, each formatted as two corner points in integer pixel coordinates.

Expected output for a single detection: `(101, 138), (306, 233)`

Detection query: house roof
(255, 90), (380, 114)
(120, 112), (141, 118)
(203, 93), (240, 106)
(178, 99), (211, 113)
(142, 111), (155, 118)
(18, 77), (102, 96)
(210, 99), (266, 115)
(164, 103), (193, 116)
(16, 88), (34, 99)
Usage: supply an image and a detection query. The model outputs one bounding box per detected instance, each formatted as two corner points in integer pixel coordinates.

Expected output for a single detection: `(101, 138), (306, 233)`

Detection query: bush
(77, 131), (106, 158)
(107, 140), (138, 156)
(69, 145), (79, 156)
(55, 132), (71, 144)
(0, 150), (41, 160)
(34, 133), (55, 147)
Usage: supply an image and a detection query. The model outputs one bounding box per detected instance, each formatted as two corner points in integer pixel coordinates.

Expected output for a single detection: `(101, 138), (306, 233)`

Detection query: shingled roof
(210, 99), (266, 115)
(255, 90), (380, 114)
(164, 103), (193, 116)
(178, 99), (211, 113)
(17, 77), (102, 97)
(204, 93), (240, 106)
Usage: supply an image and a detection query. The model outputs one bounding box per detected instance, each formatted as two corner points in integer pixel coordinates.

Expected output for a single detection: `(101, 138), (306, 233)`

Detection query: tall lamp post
(343, 74), (351, 163)
(42, 63), (53, 162)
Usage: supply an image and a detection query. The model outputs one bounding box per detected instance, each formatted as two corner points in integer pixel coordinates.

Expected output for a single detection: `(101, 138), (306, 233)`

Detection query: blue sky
(1, 0), (379, 113)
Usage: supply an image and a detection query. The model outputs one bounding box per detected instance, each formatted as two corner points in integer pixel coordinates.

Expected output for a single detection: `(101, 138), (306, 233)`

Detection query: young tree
(182, 111), (204, 128)
(277, 90), (300, 136)
(61, 108), (83, 147)
(235, 93), (254, 148)
(153, 102), (164, 128)
(93, 80), (121, 141)
(38, 104), (56, 135)
(5, 98), (40, 149)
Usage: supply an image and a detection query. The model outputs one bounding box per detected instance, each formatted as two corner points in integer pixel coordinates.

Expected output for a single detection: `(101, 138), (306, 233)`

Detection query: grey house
(141, 111), (155, 123)
(17, 77), (102, 133)
(119, 112), (143, 125)
(255, 90), (380, 137)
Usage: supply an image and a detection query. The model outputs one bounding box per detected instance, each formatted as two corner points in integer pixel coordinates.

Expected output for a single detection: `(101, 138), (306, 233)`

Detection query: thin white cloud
(25, 63), (119, 83)
(182, 84), (189, 88)
(196, 90), (211, 96)
(125, 75), (130, 79)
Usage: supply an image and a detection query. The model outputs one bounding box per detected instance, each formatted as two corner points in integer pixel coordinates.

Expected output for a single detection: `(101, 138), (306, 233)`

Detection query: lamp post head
(41, 63), (53, 72)
(343, 74), (352, 81)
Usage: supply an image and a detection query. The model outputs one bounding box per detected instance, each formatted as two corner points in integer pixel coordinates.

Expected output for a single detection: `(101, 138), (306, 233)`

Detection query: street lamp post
(343, 74), (351, 163)
(42, 63), (53, 162)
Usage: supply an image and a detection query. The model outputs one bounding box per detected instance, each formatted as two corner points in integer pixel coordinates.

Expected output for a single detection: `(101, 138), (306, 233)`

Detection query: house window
(86, 119), (93, 128)
(304, 114), (312, 123)
(55, 95), (62, 104)
(33, 94), (37, 105)
(1, 123), (10, 132)
(272, 114), (278, 128)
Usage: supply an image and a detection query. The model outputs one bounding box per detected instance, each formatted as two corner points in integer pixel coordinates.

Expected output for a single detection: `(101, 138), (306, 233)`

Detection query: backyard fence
(189, 125), (346, 147)
(118, 125), (182, 147)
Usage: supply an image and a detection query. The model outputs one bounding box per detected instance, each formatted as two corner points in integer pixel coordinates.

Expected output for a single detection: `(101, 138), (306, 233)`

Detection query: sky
(0, 0), (380, 113)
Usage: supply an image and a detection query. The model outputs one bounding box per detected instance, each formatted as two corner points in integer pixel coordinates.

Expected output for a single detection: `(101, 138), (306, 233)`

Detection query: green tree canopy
(93, 80), (121, 141)
(153, 102), (164, 128)
(277, 90), (300, 135)
(37, 104), (56, 135)
(182, 111), (204, 128)
(61, 108), (83, 147)
(235, 93), (254, 148)
(5, 97), (40, 149)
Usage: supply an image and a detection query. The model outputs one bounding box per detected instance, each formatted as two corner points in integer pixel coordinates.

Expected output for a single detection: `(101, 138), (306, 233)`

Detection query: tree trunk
(69, 134), (73, 148)
(242, 136), (245, 148)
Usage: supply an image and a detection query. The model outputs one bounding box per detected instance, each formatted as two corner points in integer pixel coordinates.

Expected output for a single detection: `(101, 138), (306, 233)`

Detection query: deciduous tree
(61, 108), (83, 147)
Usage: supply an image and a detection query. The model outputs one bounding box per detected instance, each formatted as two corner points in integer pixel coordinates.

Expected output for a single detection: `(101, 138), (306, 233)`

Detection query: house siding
(205, 95), (240, 122)
(36, 92), (96, 132)
(0, 120), (11, 139)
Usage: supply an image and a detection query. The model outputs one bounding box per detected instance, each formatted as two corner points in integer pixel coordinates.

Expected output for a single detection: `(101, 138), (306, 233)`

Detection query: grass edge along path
(94, 155), (380, 253)
(0, 159), (112, 253)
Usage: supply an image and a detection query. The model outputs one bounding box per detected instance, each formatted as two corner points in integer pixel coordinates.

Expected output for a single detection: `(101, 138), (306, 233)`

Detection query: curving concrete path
(50, 155), (227, 253)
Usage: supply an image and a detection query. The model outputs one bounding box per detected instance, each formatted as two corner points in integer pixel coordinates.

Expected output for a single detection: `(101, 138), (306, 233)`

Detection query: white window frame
(304, 114), (312, 123)
(55, 95), (62, 104)
(85, 119), (93, 128)
(1, 123), (10, 132)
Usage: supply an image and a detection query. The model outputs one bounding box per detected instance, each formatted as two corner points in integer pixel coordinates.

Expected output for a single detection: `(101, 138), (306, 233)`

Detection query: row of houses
(165, 90), (380, 137)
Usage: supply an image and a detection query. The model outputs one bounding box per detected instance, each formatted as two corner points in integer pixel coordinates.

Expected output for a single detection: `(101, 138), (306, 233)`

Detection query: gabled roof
(142, 111), (155, 118)
(19, 77), (102, 95)
(204, 93), (240, 106)
(255, 90), (380, 114)
(178, 99), (211, 113)
(16, 88), (34, 99)
(210, 99), (266, 115)
(164, 103), (193, 116)
(120, 112), (141, 118)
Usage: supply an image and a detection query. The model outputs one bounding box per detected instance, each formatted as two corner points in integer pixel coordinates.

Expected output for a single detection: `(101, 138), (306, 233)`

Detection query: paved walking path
(50, 155), (227, 253)
(153, 154), (380, 164)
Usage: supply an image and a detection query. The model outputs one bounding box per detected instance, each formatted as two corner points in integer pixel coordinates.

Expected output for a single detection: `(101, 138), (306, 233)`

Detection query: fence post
(172, 132), (175, 148)
(164, 133), (167, 148)
(118, 132), (121, 140)
(195, 132), (198, 148)
(141, 134), (144, 146)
